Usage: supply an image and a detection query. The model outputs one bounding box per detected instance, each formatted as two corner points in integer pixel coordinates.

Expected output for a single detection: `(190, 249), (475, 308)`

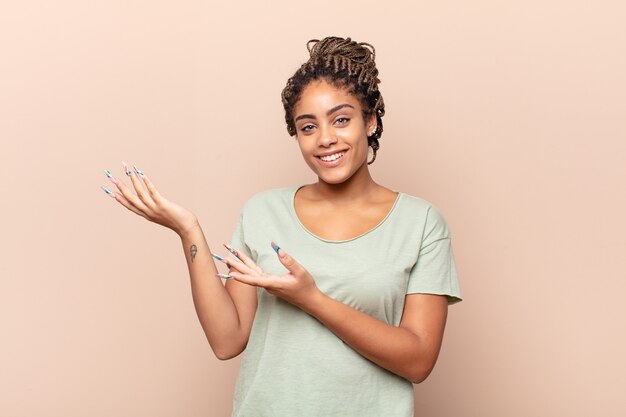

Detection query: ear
(367, 114), (377, 135)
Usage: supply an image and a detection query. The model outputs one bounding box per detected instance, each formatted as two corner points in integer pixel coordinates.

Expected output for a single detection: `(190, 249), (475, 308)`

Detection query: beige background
(1, 1), (625, 416)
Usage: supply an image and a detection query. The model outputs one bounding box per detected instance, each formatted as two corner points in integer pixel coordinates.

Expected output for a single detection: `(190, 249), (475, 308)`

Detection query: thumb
(271, 242), (303, 274)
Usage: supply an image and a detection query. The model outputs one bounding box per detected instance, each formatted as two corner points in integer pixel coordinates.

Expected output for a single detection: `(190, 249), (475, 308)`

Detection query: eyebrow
(294, 103), (355, 122)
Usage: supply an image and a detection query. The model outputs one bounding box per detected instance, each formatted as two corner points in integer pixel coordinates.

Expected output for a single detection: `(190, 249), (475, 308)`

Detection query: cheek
(336, 128), (368, 149)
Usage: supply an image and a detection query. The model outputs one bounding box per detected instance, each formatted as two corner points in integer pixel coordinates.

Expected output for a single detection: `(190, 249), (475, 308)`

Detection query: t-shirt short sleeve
(406, 205), (462, 304)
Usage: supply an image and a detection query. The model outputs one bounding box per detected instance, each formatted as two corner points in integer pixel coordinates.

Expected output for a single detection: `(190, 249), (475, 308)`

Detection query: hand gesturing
(217, 243), (321, 310)
(102, 162), (199, 236)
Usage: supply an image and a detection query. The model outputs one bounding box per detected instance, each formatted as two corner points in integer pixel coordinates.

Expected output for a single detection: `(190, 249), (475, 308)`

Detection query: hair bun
(307, 37), (376, 65)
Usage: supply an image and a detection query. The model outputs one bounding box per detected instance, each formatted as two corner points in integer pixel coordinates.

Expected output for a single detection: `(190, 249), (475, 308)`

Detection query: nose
(317, 124), (338, 147)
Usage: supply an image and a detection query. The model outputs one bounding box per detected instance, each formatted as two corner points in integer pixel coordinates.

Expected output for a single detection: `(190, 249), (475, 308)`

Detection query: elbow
(210, 341), (246, 361)
(410, 371), (431, 384)
(206, 331), (248, 361)
(215, 351), (238, 361)
(213, 347), (242, 361)
(408, 362), (436, 384)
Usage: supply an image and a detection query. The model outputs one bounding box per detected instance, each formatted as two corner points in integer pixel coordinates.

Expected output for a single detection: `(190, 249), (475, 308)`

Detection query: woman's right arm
(179, 222), (258, 360)
(104, 164), (257, 360)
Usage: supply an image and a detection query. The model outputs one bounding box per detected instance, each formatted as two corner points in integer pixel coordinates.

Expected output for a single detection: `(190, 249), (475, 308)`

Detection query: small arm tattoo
(190, 244), (197, 262)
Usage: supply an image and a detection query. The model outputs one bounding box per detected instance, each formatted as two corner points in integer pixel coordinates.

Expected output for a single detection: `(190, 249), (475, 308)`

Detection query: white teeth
(319, 152), (345, 162)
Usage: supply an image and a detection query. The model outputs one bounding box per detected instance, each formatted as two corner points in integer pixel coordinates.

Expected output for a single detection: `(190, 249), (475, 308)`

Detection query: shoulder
(239, 186), (297, 216)
(396, 192), (444, 221)
(397, 192), (434, 212)
(395, 192), (452, 238)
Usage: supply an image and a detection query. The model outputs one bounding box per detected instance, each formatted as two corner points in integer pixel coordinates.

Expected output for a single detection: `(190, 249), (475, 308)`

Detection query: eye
(334, 117), (350, 126)
(300, 124), (315, 133)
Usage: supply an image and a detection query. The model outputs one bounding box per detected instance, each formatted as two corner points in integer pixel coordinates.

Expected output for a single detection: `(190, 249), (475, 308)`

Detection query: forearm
(225, 247), (447, 377)
(300, 292), (438, 383)
(179, 222), (245, 358)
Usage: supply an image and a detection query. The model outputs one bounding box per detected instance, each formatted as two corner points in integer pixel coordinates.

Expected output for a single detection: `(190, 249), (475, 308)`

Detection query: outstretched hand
(102, 163), (200, 236)
(221, 243), (321, 309)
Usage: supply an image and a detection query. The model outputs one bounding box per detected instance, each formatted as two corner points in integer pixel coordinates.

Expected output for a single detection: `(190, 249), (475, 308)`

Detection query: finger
(112, 190), (150, 220)
(111, 174), (150, 217)
(110, 164), (152, 214)
(137, 171), (165, 205)
(212, 253), (259, 276)
(230, 271), (274, 288)
(227, 258), (260, 276)
(223, 244), (264, 274)
(271, 242), (306, 276)
(112, 162), (154, 213)
(128, 164), (157, 211)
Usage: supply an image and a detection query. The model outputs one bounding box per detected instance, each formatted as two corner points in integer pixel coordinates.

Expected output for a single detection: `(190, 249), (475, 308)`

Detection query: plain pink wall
(1, 1), (625, 416)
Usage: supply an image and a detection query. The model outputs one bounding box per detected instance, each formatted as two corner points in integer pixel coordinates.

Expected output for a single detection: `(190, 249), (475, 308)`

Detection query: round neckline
(289, 185), (403, 244)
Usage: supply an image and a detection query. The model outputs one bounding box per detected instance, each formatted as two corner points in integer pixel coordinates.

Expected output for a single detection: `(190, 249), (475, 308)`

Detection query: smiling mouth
(317, 151), (346, 162)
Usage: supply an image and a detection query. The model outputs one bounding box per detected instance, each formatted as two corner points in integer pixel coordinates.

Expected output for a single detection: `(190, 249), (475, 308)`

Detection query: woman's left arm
(225, 244), (449, 384)
(304, 289), (448, 384)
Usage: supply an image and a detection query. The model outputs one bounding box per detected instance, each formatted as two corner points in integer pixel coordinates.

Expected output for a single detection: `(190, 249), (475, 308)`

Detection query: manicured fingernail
(271, 242), (286, 258)
(223, 243), (237, 256)
(216, 273), (233, 279)
(271, 242), (280, 254)
(104, 169), (116, 183)
(212, 253), (227, 263)
(122, 161), (131, 176)
(133, 165), (144, 176)
(101, 186), (115, 198)
(222, 244), (243, 262)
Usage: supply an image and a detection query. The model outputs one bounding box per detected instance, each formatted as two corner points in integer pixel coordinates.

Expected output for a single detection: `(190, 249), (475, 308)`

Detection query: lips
(315, 150), (347, 167)
(318, 151), (346, 162)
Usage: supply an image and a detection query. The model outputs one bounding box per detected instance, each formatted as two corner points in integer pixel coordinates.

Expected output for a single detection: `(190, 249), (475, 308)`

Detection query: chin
(317, 169), (355, 185)
(319, 176), (347, 185)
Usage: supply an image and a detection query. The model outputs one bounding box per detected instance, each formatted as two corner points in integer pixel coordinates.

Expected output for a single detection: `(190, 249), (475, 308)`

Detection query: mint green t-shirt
(229, 185), (462, 417)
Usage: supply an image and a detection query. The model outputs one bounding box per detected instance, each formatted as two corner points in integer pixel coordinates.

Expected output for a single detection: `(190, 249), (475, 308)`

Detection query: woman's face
(293, 79), (375, 185)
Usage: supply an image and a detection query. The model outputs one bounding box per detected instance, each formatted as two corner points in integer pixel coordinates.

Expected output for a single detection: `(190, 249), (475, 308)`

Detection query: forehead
(294, 79), (362, 115)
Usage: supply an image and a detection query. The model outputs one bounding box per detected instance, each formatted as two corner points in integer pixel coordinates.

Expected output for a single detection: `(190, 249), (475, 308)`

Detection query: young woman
(102, 36), (462, 417)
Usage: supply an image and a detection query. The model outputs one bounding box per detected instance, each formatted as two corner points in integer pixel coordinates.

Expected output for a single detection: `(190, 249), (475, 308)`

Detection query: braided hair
(281, 36), (385, 164)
